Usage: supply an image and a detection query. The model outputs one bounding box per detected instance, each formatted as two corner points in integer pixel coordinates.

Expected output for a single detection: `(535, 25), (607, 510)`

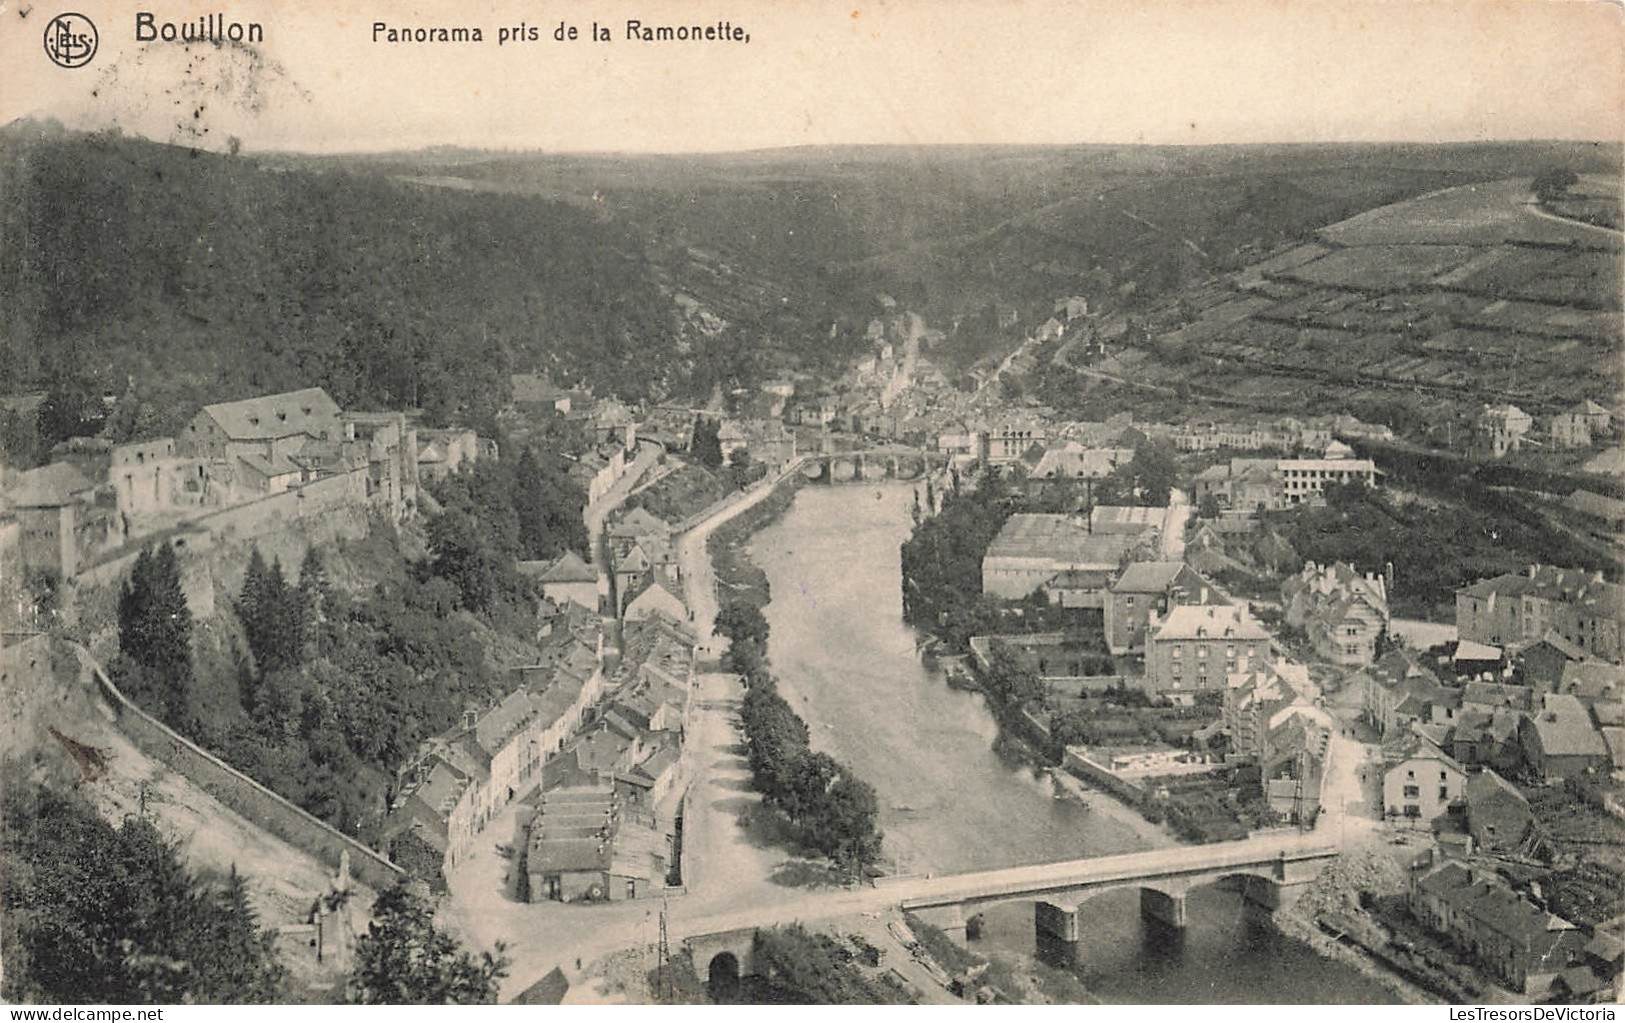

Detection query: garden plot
(1284, 245), (1477, 291)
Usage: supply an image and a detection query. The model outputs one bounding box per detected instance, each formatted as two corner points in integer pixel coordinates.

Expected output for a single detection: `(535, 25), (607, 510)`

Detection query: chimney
(1200, 586), (1209, 604)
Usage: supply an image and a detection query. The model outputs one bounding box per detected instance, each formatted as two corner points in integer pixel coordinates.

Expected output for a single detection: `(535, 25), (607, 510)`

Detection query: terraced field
(1133, 177), (1623, 422)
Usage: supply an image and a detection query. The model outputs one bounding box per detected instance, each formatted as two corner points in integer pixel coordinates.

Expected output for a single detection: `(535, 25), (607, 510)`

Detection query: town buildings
(384, 613), (606, 881)
(1356, 648), (1452, 738)
(1281, 561), (1391, 666)
(1410, 861), (1591, 996)
(1223, 657), (1333, 822)
(518, 551), (600, 612)
(1518, 692), (1611, 782)
(1191, 441), (1378, 511)
(718, 419), (797, 471)
(1381, 728), (1467, 821)
(1456, 565), (1623, 664)
(9, 462), (116, 578)
(1144, 604), (1271, 695)
(522, 788), (668, 903)
(1476, 404), (1533, 458)
(981, 513), (1141, 600)
(1104, 561), (1220, 656)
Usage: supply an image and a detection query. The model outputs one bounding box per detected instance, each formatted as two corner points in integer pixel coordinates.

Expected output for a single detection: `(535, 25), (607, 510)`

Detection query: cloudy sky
(2, 0), (1621, 153)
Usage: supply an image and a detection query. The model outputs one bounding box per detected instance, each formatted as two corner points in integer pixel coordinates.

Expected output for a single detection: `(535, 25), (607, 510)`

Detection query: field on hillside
(1120, 176), (1623, 433)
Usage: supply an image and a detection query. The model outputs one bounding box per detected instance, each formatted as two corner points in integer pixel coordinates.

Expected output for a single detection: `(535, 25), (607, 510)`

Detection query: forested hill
(0, 127), (694, 428)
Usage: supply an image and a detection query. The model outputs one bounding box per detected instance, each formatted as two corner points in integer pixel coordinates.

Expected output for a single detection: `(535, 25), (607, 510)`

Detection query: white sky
(1, 0), (1621, 153)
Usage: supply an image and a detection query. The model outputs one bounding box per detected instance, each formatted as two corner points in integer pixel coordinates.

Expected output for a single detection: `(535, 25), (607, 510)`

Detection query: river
(748, 484), (1395, 1003)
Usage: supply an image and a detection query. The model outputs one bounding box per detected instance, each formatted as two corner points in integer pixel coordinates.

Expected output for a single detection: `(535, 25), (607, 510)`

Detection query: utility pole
(657, 897), (673, 1003)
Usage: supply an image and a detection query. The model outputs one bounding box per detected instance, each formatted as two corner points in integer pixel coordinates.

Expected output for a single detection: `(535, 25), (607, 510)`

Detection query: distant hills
(1, 123), (1617, 430)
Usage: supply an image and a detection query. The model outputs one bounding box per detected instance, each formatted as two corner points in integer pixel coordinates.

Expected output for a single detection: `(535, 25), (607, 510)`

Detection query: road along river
(748, 484), (1395, 1002)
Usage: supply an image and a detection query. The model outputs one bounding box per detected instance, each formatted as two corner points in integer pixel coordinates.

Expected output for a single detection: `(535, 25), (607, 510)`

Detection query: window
(1172, 647), (1182, 659)
(1439, 786), (1450, 801)
(1126, 596), (1135, 607)
(1439, 771), (1447, 781)
(1403, 785), (1420, 798)
(1197, 646), (1209, 658)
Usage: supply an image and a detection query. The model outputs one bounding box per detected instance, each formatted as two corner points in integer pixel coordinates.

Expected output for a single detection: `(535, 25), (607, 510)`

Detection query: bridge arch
(684, 927), (757, 999)
(707, 952), (741, 999)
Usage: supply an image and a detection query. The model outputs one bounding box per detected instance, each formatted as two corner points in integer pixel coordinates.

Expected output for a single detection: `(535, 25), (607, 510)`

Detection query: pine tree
(693, 417), (724, 469)
(296, 546), (330, 640)
(118, 544), (195, 726)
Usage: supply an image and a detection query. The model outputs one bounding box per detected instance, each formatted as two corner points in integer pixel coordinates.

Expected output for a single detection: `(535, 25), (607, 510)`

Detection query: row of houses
(1476, 400), (1614, 458)
(523, 612), (698, 902)
(1410, 859), (1617, 999)
(1222, 657), (1334, 824)
(1455, 564), (1623, 665)
(1359, 647), (1622, 786)
(1143, 414), (1394, 454)
(383, 604), (607, 884)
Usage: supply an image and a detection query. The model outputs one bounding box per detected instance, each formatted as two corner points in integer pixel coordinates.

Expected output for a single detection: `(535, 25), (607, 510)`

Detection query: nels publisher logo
(44, 12), (98, 68)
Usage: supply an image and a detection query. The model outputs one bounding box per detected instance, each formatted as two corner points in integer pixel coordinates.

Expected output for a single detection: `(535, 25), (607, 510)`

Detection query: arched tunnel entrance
(706, 951), (741, 1001)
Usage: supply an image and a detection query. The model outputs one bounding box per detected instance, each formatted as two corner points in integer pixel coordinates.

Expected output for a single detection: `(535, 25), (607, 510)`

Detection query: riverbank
(706, 473), (806, 610)
(1271, 844), (1447, 1005)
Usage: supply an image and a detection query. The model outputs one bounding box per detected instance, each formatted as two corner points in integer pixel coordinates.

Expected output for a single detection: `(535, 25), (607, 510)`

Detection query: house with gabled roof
(1382, 726), (1466, 821)
(1355, 648), (1449, 738)
(1464, 768), (1532, 855)
(1105, 561), (1222, 655)
(1282, 561), (1390, 666)
(518, 550), (599, 612)
(1520, 691), (1609, 781)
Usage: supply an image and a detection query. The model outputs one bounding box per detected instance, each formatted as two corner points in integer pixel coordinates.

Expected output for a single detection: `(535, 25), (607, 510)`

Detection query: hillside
(3, 127), (1618, 428)
(310, 140), (1619, 367)
(0, 128), (697, 430)
(1072, 175), (1624, 441)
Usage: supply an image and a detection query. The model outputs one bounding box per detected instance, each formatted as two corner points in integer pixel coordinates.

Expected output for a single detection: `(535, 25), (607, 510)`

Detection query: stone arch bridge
(681, 835), (1338, 983)
(798, 445), (945, 484)
(900, 834), (1337, 956)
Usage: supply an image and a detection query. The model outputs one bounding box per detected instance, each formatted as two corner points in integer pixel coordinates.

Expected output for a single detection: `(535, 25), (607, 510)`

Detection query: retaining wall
(1062, 746), (1148, 804)
(74, 640), (405, 891)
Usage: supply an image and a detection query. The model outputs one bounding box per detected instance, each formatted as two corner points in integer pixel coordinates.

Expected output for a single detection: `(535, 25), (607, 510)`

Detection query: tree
(1, 779), (285, 1004)
(347, 884), (507, 1004)
(426, 509), (504, 612)
(693, 417), (724, 469)
(0, 406), (42, 469)
(36, 379), (105, 448)
(724, 446), (757, 490)
(1197, 493), (1223, 520)
(117, 544), (195, 726)
(297, 546), (331, 635)
(237, 549), (306, 676)
(715, 601), (770, 650)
